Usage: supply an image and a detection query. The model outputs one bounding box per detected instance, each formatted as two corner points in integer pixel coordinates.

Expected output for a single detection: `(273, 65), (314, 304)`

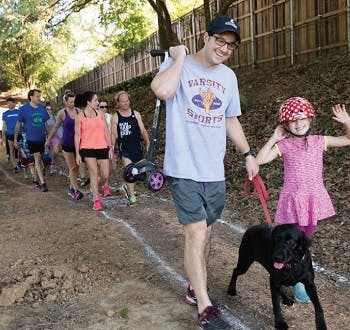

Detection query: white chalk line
(102, 211), (186, 286)
(0, 166), (27, 187)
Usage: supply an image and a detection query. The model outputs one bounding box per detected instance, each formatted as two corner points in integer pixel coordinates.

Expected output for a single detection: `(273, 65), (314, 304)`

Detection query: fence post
(348, 0), (350, 51)
(191, 11), (196, 53)
(272, 0), (277, 66)
(249, 0), (255, 66)
(290, 0), (295, 64)
(216, 0), (221, 12)
(316, 0), (321, 56)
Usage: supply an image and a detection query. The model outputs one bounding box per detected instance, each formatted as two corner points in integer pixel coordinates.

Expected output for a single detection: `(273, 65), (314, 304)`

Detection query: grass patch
(120, 307), (129, 319)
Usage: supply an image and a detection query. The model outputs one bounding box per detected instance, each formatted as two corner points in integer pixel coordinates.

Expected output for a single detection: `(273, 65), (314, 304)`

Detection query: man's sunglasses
(99, 105), (108, 109)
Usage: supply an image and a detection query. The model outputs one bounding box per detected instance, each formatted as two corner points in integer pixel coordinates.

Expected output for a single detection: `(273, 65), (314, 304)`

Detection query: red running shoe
(92, 199), (103, 211)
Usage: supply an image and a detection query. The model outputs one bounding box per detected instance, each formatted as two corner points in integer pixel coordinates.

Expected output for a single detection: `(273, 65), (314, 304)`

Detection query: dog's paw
(316, 321), (327, 330)
(227, 286), (237, 296)
(275, 320), (289, 330)
(281, 296), (295, 306)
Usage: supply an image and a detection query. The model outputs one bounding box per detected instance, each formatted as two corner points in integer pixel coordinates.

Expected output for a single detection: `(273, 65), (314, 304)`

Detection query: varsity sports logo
(187, 78), (225, 125)
(191, 88), (222, 114)
(188, 87), (223, 125)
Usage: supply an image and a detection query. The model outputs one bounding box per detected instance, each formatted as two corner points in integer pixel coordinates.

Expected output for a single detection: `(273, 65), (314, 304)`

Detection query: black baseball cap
(207, 16), (241, 44)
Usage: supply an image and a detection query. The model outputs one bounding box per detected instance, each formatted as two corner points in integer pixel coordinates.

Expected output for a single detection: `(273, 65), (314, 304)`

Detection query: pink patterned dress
(275, 135), (335, 226)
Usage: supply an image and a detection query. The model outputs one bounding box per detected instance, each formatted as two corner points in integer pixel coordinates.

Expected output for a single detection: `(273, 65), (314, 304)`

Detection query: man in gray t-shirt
(151, 16), (259, 329)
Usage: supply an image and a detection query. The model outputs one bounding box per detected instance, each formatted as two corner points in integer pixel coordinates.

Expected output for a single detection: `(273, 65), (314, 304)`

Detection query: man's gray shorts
(167, 176), (225, 226)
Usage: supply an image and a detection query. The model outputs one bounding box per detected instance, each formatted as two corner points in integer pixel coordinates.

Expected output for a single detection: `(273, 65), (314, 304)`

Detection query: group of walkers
(1, 89), (149, 210)
(1, 15), (350, 330)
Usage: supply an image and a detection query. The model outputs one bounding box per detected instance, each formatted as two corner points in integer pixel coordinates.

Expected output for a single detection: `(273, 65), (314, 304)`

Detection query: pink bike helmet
(278, 97), (315, 123)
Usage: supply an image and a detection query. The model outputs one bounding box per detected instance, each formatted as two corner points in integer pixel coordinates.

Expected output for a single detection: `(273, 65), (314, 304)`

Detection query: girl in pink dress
(257, 97), (350, 302)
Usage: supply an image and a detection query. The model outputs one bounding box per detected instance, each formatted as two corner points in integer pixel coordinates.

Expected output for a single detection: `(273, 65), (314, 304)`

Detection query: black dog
(227, 224), (327, 330)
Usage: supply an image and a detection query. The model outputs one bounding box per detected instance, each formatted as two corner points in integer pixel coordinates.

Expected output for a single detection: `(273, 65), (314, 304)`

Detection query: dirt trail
(0, 149), (349, 330)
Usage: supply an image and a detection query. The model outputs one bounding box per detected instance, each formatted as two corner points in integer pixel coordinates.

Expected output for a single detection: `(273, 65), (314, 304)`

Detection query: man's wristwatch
(243, 149), (257, 158)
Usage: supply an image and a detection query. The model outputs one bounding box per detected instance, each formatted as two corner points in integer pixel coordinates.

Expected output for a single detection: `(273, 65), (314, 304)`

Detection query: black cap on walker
(207, 16), (241, 44)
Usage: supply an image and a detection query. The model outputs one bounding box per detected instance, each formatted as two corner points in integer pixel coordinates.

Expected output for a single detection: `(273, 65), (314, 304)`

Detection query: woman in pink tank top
(256, 97), (350, 302)
(74, 91), (113, 211)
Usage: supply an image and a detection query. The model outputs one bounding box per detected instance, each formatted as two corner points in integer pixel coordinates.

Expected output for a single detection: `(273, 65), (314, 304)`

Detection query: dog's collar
(299, 253), (307, 264)
(278, 254), (307, 270)
(291, 254), (307, 268)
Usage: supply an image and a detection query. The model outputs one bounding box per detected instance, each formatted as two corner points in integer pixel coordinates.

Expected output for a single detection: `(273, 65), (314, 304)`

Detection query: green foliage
(99, 0), (153, 55)
(102, 73), (154, 95)
(120, 307), (129, 319)
(0, 0), (202, 96)
(166, 0), (202, 19)
(0, 0), (53, 89)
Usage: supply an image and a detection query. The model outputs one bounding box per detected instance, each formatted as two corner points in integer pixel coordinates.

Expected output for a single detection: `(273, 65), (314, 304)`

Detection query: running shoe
(32, 181), (41, 190)
(121, 183), (130, 199)
(68, 188), (76, 199)
(291, 282), (311, 303)
(129, 195), (137, 206)
(197, 306), (232, 330)
(49, 165), (57, 175)
(102, 185), (111, 197)
(185, 283), (198, 306)
(75, 190), (84, 200)
(41, 183), (48, 192)
(13, 166), (19, 173)
(80, 177), (90, 187)
(92, 199), (103, 211)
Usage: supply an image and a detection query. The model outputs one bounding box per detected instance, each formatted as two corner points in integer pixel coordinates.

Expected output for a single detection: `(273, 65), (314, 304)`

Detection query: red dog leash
(244, 174), (273, 226)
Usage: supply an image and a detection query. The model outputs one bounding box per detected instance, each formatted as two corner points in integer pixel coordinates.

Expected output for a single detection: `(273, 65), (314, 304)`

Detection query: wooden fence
(62, 0), (350, 95)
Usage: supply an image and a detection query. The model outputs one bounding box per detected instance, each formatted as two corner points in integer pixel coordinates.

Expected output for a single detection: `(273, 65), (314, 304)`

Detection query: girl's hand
(76, 155), (81, 166)
(332, 104), (350, 124)
(272, 125), (287, 142)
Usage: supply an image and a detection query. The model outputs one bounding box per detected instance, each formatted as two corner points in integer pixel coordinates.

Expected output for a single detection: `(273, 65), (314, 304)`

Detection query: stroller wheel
(146, 171), (165, 192)
(123, 164), (138, 183)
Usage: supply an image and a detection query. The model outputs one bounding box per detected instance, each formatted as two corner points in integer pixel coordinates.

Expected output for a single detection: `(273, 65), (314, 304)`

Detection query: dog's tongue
(274, 262), (284, 269)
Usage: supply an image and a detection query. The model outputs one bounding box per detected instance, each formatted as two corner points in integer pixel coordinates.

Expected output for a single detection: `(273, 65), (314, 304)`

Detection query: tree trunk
(220, 0), (238, 15)
(147, 0), (179, 50)
(203, 0), (238, 19)
(203, 0), (211, 27)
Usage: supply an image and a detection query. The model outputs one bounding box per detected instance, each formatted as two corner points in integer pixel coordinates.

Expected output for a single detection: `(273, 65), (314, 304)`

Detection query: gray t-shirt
(47, 115), (63, 139)
(159, 55), (241, 182)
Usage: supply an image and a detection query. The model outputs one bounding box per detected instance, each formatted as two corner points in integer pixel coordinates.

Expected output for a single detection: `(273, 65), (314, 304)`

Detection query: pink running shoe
(92, 199), (103, 211)
(102, 185), (111, 197)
